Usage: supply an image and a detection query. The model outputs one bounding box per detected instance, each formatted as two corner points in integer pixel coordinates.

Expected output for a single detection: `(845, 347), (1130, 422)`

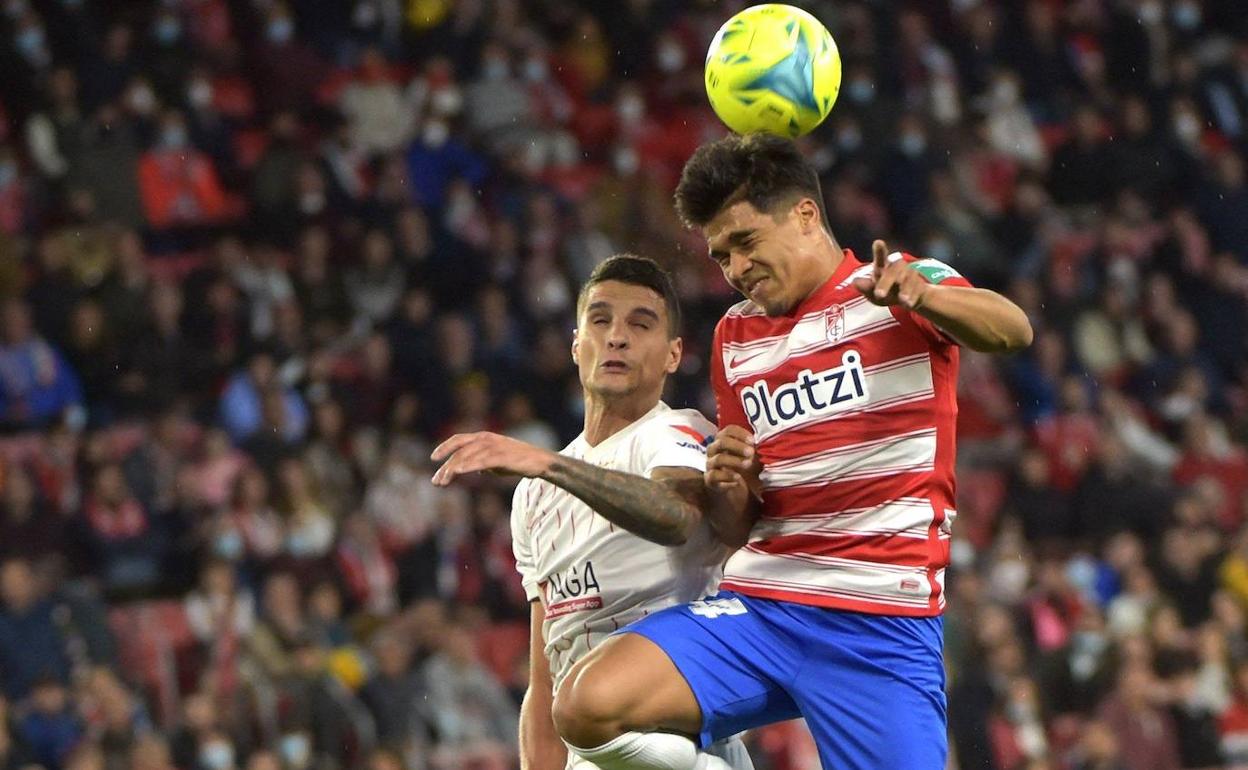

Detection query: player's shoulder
(640, 404), (716, 449)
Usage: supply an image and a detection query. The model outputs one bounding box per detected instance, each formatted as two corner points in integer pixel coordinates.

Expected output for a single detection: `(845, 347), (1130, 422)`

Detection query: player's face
(573, 281), (681, 401)
(705, 199), (827, 316)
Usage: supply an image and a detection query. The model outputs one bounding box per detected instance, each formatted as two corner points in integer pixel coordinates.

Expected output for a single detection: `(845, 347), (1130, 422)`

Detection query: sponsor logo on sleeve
(671, 424), (713, 453)
(908, 259), (961, 284)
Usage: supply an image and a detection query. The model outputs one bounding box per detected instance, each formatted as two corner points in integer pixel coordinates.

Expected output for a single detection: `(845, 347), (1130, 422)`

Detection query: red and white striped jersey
(713, 250), (971, 617)
(511, 402), (730, 689)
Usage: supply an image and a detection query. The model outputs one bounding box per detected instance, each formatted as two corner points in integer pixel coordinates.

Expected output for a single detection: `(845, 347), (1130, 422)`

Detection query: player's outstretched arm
(431, 431), (706, 546)
(853, 239), (1034, 353)
(520, 599), (567, 770)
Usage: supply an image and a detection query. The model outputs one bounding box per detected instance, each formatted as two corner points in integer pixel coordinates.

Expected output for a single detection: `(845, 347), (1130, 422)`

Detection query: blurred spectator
(219, 350), (308, 445)
(423, 623), (516, 768)
(0, 558), (70, 699)
(18, 676), (82, 770)
(0, 300), (82, 431)
(137, 110), (229, 231)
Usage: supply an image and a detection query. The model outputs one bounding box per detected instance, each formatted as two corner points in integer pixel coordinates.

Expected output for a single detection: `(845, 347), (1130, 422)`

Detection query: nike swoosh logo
(729, 350), (767, 368)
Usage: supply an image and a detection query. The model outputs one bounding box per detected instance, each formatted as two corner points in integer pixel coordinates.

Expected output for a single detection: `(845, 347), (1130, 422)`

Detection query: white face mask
(421, 120), (449, 148)
(899, 132), (927, 157)
(617, 94), (644, 124)
(992, 78), (1020, 106)
(200, 742), (234, 770)
(188, 80), (213, 109)
(523, 57), (548, 83)
(613, 146), (639, 176)
(481, 57), (509, 81)
(656, 41), (685, 73)
(430, 87), (462, 116)
(1174, 112), (1201, 144)
(267, 17), (294, 44)
(127, 84), (157, 115)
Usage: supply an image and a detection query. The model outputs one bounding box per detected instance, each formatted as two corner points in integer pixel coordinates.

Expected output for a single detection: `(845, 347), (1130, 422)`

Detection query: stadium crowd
(0, 0), (1245, 768)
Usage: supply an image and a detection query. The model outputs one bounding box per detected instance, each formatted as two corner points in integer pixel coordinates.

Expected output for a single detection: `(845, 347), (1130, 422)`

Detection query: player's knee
(552, 664), (631, 748)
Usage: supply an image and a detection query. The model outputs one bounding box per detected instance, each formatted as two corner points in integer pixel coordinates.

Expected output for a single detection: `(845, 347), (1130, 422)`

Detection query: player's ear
(666, 336), (682, 375)
(795, 198), (820, 234)
(571, 328), (580, 365)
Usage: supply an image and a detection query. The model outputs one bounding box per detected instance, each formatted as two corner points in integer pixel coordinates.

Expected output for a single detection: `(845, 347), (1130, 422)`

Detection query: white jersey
(511, 401), (729, 689)
(513, 402), (753, 770)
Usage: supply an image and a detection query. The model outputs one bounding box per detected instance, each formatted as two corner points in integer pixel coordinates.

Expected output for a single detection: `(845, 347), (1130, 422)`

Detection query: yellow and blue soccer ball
(704, 4), (842, 137)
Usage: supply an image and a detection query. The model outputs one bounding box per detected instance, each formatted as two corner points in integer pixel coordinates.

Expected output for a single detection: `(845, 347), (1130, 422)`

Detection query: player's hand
(430, 432), (555, 486)
(852, 239), (932, 310)
(705, 425), (762, 495)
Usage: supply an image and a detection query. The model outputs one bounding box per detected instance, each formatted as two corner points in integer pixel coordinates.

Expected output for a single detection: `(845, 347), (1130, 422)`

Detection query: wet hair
(576, 254), (682, 338)
(674, 132), (827, 229)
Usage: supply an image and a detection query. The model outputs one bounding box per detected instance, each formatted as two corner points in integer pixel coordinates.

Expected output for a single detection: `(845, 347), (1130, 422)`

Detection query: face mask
(993, 79), (1020, 105)
(657, 42), (685, 73)
(924, 238), (953, 262)
(837, 126), (862, 152)
(1138, 0), (1162, 24)
(267, 18), (293, 44)
(1172, 2), (1201, 30)
(899, 133), (927, 157)
(128, 85), (156, 115)
(1174, 113), (1201, 144)
(430, 87), (461, 116)
(617, 95), (644, 124)
(214, 530), (243, 560)
(421, 120), (449, 148)
(161, 126), (188, 149)
(613, 146), (639, 176)
(279, 734), (310, 769)
(847, 79), (873, 103)
(522, 57), (547, 83)
(200, 742), (234, 770)
(481, 58), (509, 81)
(154, 16), (182, 44)
(15, 26), (45, 57)
(188, 80), (213, 109)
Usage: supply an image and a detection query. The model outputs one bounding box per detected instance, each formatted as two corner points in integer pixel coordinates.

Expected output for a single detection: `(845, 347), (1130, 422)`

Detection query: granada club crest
(825, 303), (846, 343)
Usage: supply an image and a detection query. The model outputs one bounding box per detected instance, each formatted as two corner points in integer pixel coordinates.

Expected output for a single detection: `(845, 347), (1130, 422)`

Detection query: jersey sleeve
(711, 318), (750, 430)
(509, 480), (542, 603)
(902, 253), (974, 346)
(640, 409), (718, 477)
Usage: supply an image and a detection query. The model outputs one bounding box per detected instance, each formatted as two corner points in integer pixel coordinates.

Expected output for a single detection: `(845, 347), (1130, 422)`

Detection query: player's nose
(726, 250), (753, 284)
(606, 319), (630, 348)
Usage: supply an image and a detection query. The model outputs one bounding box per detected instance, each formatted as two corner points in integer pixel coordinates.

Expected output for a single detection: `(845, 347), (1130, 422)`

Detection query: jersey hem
(720, 580), (945, 618)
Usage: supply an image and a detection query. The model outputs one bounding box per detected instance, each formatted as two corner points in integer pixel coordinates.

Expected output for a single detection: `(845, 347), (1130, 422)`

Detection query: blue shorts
(625, 591), (947, 770)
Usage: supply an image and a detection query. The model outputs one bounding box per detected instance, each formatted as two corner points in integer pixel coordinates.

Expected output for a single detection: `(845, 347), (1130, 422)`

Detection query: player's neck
(581, 392), (659, 447)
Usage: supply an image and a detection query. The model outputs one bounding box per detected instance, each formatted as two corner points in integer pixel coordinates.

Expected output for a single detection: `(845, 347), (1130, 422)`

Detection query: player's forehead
(579, 280), (667, 319)
(703, 200), (777, 249)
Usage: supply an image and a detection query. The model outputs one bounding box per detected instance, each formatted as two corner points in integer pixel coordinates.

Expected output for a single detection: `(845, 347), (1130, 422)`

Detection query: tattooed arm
(541, 457), (704, 546)
(430, 431), (714, 546)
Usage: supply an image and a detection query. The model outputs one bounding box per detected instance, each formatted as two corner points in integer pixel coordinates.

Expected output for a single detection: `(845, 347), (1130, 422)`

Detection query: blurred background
(0, 0), (1244, 768)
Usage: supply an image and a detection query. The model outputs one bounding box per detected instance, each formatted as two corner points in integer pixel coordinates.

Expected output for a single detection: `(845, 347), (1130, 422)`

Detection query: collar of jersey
(576, 400), (670, 458)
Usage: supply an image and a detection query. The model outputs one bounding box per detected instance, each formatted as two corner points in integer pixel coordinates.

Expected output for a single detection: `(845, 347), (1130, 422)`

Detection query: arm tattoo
(539, 456), (703, 546)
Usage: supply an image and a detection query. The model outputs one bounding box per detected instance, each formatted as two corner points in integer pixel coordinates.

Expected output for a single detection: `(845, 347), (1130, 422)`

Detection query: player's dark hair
(576, 254), (682, 339)
(674, 133), (828, 229)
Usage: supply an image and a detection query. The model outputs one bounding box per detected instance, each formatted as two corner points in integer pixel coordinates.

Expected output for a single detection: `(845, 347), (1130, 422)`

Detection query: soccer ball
(704, 4), (842, 138)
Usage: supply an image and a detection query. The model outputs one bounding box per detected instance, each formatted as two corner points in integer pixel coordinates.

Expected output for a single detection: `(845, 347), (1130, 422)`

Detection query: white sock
(567, 732), (736, 770)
